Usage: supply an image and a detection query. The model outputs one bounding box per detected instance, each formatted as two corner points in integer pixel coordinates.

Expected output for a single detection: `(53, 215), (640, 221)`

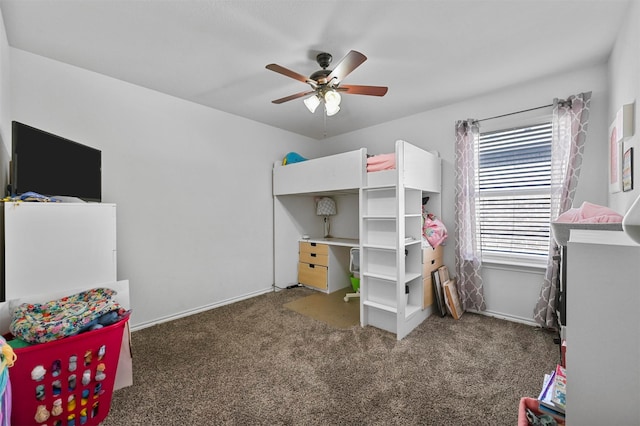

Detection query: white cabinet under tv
(1, 202), (117, 301)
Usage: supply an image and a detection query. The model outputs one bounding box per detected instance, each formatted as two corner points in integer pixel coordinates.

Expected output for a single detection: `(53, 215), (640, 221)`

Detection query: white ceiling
(0, 0), (631, 140)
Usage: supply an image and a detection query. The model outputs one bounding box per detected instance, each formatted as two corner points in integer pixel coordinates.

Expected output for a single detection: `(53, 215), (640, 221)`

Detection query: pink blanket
(366, 153), (396, 172)
(556, 201), (623, 223)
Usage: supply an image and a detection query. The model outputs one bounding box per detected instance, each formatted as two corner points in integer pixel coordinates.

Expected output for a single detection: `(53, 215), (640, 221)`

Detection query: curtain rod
(477, 103), (554, 123)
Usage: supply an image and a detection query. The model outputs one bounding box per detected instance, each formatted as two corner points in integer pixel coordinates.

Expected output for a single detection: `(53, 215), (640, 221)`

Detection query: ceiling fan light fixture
(267, 50), (387, 118)
(325, 102), (340, 116)
(324, 90), (341, 107)
(304, 94), (321, 113)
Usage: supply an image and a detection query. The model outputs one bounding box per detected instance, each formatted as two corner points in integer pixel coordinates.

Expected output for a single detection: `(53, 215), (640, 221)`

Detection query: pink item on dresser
(556, 201), (623, 223)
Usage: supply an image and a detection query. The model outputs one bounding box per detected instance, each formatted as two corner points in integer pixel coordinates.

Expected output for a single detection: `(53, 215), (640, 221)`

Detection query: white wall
(9, 48), (323, 329)
(609, 0), (640, 214)
(0, 7), (10, 191)
(321, 64), (609, 324)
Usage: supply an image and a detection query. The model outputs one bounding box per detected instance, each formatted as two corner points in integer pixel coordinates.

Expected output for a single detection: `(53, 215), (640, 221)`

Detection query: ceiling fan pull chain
(323, 107), (327, 139)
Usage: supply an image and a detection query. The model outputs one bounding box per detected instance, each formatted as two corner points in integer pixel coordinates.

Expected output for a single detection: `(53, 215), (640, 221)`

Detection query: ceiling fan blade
(326, 50), (367, 83)
(337, 84), (388, 96)
(272, 90), (315, 104)
(266, 64), (313, 84)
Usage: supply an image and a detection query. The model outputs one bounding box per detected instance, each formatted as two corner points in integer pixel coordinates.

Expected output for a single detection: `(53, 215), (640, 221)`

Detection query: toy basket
(9, 315), (129, 426)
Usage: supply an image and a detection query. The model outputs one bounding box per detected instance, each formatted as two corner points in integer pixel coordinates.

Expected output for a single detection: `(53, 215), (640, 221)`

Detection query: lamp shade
(304, 95), (320, 113)
(324, 90), (341, 106)
(316, 197), (337, 216)
(325, 103), (340, 116)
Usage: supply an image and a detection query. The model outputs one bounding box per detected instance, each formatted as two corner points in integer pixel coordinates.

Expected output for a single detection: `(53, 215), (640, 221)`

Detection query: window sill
(481, 256), (547, 273)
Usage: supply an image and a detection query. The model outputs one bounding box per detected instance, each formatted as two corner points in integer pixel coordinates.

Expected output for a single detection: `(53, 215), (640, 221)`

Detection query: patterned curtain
(533, 92), (591, 328)
(454, 119), (486, 311)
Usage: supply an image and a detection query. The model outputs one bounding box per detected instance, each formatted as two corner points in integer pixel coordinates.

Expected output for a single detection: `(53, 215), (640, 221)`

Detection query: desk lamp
(316, 197), (337, 238)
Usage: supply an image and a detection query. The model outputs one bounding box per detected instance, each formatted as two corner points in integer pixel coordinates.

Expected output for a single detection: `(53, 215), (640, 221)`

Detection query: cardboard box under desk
(423, 275), (435, 309)
(422, 245), (444, 309)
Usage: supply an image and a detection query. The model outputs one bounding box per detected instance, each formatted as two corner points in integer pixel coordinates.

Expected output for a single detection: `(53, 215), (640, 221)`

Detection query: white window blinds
(478, 122), (552, 262)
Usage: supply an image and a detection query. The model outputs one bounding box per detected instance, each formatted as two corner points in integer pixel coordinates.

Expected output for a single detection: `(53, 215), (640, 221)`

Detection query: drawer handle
(310, 242), (317, 247)
(310, 253), (317, 257)
(430, 259), (435, 265)
(309, 264), (315, 268)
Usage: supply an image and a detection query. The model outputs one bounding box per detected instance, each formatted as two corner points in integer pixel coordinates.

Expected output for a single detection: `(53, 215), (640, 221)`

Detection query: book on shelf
(537, 365), (566, 416)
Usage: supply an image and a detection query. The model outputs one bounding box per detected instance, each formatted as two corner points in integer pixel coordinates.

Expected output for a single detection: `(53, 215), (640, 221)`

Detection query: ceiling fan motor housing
(310, 53), (333, 85)
(316, 52), (332, 69)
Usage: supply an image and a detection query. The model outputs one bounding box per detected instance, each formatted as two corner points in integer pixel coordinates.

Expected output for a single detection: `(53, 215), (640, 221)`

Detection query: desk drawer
(300, 241), (329, 255)
(423, 256), (443, 276)
(423, 245), (443, 276)
(298, 262), (328, 290)
(423, 244), (444, 264)
(299, 251), (328, 266)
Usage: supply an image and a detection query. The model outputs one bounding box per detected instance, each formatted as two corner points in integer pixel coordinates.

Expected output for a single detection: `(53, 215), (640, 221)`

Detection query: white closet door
(3, 202), (117, 300)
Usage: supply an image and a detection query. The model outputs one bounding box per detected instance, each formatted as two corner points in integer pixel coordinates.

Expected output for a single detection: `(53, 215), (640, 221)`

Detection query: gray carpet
(103, 287), (558, 425)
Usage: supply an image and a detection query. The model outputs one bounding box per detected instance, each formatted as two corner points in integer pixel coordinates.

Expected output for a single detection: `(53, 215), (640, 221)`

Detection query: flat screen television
(10, 121), (102, 202)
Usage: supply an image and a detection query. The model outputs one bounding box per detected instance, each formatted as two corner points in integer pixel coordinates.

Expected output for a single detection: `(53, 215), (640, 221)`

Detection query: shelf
(405, 304), (421, 318)
(404, 272), (421, 283)
(403, 239), (421, 247)
(362, 243), (396, 251)
(363, 300), (397, 313)
(362, 271), (396, 282)
(358, 144), (440, 340)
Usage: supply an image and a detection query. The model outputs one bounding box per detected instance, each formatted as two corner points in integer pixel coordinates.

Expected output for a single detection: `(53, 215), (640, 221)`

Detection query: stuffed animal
(282, 152), (307, 165)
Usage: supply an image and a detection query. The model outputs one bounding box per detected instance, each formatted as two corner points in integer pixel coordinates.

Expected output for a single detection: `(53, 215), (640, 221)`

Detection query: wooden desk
(298, 238), (359, 293)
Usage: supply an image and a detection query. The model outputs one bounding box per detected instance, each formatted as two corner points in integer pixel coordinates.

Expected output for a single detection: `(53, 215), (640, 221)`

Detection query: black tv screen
(11, 121), (102, 202)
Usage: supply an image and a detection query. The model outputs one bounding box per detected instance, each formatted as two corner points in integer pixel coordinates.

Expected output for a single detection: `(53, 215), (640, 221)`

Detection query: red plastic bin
(9, 316), (129, 426)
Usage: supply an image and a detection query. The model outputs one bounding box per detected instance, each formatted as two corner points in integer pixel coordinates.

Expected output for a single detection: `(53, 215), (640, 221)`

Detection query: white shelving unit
(359, 141), (441, 340)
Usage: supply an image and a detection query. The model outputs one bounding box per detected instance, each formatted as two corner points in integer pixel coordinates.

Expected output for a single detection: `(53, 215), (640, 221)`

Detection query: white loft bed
(273, 140), (442, 339)
(273, 140), (441, 288)
(273, 140), (440, 195)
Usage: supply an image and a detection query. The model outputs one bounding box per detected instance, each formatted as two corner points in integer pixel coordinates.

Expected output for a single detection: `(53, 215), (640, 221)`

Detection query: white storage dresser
(566, 229), (640, 425)
(1, 202), (117, 301)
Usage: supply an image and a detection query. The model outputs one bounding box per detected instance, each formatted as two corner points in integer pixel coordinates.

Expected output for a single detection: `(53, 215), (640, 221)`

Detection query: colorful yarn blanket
(9, 288), (122, 344)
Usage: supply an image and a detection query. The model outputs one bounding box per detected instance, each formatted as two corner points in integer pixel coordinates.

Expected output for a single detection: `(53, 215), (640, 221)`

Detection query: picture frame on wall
(610, 122), (622, 193)
(623, 147), (634, 192)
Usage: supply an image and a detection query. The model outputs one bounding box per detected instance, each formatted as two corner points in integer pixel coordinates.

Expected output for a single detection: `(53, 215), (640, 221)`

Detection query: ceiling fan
(266, 50), (388, 116)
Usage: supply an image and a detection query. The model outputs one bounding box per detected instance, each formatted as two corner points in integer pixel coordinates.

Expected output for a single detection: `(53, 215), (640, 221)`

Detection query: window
(477, 122), (552, 267)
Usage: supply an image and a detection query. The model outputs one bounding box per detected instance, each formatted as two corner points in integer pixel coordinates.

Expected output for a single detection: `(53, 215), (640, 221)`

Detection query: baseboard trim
(130, 287), (273, 332)
(467, 309), (538, 327)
